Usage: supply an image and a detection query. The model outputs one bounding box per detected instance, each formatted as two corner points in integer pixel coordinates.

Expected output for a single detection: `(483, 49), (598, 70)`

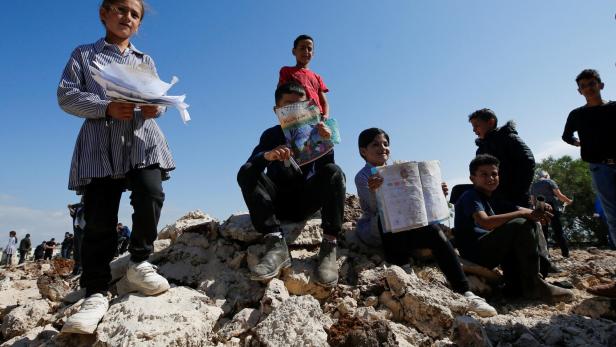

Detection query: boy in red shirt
(279, 34), (330, 119)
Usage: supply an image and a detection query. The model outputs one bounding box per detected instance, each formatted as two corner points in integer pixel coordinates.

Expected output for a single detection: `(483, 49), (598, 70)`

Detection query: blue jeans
(590, 163), (616, 244)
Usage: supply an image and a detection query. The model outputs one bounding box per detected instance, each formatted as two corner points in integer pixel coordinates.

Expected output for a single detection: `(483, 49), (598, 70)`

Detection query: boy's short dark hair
(576, 69), (602, 85)
(469, 154), (500, 175)
(275, 82), (306, 105)
(358, 128), (389, 160)
(293, 34), (314, 48)
(468, 108), (498, 128)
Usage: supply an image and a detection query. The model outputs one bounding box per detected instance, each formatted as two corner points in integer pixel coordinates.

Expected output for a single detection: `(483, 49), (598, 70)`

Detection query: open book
(373, 160), (449, 233)
(274, 100), (340, 166)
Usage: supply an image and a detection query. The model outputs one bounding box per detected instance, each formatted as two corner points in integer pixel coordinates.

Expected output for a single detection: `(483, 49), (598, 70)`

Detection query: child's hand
(264, 145), (292, 162)
(321, 113), (329, 121)
(441, 182), (449, 197)
(106, 101), (135, 120)
(317, 122), (332, 139)
(368, 174), (384, 191)
(141, 105), (162, 119)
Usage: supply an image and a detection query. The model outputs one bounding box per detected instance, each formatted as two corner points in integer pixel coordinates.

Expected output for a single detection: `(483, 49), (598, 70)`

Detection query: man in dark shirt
(530, 171), (573, 257)
(564, 69), (616, 298)
(18, 234), (31, 264)
(454, 154), (572, 301)
(237, 82), (345, 287)
(44, 238), (56, 260)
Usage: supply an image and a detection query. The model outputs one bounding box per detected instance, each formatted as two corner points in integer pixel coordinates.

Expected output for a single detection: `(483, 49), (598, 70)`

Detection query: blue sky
(1, 1), (615, 246)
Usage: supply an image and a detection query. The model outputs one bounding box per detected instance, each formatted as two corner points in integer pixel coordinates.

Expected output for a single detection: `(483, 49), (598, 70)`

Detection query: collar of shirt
(94, 38), (144, 57)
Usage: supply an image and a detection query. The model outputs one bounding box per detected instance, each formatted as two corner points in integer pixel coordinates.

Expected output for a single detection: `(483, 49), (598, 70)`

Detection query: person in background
(18, 233), (32, 264)
(44, 238), (56, 260)
(69, 201), (86, 275)
(4, 231), (18, 267)
(530, 170), (573, 257)
(34, 241), (46, 261)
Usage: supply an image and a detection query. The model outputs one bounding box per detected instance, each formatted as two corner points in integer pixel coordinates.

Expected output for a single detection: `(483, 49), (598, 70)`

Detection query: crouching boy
(454, 154), (573, 302)
(237, 82), (345, 287)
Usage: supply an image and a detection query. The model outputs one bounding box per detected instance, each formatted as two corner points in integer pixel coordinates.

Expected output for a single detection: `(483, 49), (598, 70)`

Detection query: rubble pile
(1, 194), (616, 346)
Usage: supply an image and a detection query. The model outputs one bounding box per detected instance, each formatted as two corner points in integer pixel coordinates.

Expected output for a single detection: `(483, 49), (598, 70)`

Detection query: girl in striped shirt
(58, 0), (172, 334)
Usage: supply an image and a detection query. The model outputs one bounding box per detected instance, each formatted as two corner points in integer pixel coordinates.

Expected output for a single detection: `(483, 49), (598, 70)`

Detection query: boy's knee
(322, 163), (346, 187)
(237, 162), (254, 187)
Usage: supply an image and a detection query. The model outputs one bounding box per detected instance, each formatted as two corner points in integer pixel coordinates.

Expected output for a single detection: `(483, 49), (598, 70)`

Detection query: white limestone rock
(158, 210), (218, 242)
(254, 295), (333, 347)
(93, 286), (223, 346)
(1, 299), (51, 340)
(260, 278), (289, 315)
(218, 308), (261, 340)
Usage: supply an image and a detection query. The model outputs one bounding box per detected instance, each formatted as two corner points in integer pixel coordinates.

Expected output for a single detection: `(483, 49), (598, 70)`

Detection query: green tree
(535, 156), (608, 245)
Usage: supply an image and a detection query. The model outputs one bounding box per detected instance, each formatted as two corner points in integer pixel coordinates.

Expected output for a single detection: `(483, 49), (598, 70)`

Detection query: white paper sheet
(91, 62), (190, 123)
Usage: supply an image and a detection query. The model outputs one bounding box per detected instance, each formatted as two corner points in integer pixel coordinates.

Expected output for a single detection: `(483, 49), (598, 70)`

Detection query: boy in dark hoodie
(469, 108), (536, 208)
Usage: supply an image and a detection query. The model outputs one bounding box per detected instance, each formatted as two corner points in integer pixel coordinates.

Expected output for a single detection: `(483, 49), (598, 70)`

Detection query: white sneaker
(464, 291), (497, 317)
(62, 293), (109, 334)
(126, 260), (170, 296)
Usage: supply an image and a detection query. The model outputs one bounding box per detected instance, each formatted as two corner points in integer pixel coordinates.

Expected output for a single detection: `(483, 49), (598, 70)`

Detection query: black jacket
(244, 125), (335, 189)
(475, 121), (535, 206)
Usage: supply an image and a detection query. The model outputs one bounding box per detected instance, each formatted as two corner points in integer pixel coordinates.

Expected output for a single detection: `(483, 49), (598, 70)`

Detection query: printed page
(418, 161), (450, 223)
(376, 162), (428, 233)
(275, 100), (335, 166)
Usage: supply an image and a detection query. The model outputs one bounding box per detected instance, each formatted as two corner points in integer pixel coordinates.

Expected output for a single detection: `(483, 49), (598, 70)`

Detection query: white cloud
(535, 140), (580, 161)
(0, 204), (71, 246)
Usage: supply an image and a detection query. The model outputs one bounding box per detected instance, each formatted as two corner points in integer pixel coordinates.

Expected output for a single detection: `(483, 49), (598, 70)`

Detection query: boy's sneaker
(126, 261), (170, 296)
(251, 234), (291, 281)
(464, 291), (497, 317)
(61, 293), (109, 334)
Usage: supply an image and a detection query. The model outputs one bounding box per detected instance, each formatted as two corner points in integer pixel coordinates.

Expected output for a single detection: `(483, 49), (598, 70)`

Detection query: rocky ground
(1, 195), (615, 346)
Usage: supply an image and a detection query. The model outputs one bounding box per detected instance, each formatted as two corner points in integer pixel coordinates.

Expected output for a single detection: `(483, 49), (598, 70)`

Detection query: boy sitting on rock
(237, 82), (345, 287)
(454, 154), (573, 301)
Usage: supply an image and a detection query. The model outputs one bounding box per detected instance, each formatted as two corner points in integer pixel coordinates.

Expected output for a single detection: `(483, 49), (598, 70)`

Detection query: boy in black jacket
(469, 108), (536, 208)
(237, 82), (345, 287)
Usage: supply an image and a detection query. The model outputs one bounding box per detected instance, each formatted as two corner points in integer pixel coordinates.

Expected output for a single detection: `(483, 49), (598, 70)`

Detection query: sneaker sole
(61, 322), (98, 335)
(250, 258), (292, 281)
(138, 282), (171, 296)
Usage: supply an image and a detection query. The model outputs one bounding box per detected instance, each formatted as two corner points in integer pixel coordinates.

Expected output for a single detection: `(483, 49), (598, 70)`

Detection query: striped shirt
(58, 38), (175, 192)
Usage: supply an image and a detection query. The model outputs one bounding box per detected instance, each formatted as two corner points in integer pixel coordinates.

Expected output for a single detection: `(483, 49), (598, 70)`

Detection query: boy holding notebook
(237, 82), (344, 287)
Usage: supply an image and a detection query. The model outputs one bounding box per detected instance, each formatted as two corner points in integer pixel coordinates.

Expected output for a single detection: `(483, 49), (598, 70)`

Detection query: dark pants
(43, 250), (53, 260)
(18, 250), (27, 264)
(80, 166), (164, 296)
(237, 162), (345, 237)
(473, 218), (542, 296)
(380, 223), (470, 294)
(541, 203), (569, 257)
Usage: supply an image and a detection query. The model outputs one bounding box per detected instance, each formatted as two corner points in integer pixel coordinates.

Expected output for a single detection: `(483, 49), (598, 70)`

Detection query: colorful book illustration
(373, 160), (449, 233)
(275, 100), (340, 166)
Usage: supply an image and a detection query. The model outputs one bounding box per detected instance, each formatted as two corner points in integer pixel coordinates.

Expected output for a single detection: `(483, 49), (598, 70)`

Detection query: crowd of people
(4, 0), (604, 336)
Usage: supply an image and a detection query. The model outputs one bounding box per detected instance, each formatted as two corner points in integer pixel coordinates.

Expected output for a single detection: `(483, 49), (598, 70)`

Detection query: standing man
(18, 233), (32, 264)
(44, 238), (56, 260)
(530, 171), (574, 257)
(563, 69), (616, 297)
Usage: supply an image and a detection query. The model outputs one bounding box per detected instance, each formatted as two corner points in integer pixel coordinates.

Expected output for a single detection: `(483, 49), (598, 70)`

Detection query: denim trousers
(590, 163), (616, 245)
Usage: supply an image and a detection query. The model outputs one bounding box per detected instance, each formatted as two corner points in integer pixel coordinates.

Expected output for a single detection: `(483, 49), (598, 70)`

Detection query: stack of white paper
(91, 61), (190, 123)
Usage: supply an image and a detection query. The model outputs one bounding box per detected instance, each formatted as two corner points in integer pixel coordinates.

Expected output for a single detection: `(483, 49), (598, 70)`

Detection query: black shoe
(315, 239), (338, 287)
(250, 235), (291, 281)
